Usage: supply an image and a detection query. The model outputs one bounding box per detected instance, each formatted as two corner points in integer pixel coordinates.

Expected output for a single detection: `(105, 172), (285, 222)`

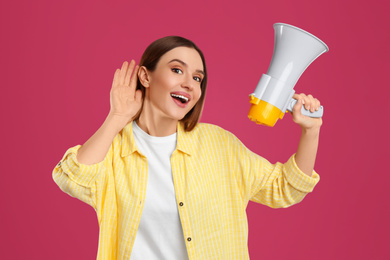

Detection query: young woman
(53, 36), (321, 260)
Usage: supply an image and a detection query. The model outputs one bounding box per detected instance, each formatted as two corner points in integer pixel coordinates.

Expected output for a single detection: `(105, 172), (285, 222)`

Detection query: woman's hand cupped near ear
(109, 60), (143, 123)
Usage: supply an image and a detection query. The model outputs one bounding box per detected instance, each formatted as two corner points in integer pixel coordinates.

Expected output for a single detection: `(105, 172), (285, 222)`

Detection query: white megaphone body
(248, 23), (329, 127)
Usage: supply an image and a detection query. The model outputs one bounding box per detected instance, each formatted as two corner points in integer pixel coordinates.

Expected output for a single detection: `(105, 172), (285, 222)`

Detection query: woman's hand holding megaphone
(291, 93), (323, 130)
(290, 92), (322, 176)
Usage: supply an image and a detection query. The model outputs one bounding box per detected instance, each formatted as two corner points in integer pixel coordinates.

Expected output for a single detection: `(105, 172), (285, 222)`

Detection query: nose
(181, 74), (194, 90)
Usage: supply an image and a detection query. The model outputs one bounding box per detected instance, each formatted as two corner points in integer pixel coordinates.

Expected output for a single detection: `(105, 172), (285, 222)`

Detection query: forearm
(294, 127), (320, 177)
(76, 113), (128, 165)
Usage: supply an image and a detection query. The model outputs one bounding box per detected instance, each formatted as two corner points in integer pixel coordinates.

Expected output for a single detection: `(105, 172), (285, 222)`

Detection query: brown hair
(134, 36), (208, 132)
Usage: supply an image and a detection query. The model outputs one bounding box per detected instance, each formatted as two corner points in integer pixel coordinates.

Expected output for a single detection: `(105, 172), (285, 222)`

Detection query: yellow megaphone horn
(248, 23), (329, 127)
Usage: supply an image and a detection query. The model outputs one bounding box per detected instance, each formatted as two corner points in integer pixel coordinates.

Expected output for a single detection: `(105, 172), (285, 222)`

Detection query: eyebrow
(168, 59), (205, 76)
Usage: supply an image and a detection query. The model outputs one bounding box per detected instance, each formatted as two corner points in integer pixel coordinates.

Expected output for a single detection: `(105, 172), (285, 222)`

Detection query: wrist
(300, 118), (322, 133)
(106, 113), (131, 133)
(301, 125), (321, 137)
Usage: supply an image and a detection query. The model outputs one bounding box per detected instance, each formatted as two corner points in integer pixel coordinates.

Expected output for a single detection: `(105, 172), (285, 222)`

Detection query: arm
(52, 114), (127, 209)
(291, 93), (322, 177)
(77, 60), (142, 165)
(226, 129), (320, 209)
(52, 60), (142, 208)
(229, 94), (322, 208)
(76, 113), (129, 165)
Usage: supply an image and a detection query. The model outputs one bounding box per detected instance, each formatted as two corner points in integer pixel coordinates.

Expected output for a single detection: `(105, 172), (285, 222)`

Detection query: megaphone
(248, 23), (329, 127)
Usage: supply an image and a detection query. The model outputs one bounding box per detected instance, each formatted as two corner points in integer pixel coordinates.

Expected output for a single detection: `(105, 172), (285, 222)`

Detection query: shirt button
(187, 237), (192, 242)
(179, 202), (184, 206)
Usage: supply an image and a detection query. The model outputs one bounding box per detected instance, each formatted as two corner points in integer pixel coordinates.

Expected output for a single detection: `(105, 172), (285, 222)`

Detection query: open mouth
(171, 93), (189, 104)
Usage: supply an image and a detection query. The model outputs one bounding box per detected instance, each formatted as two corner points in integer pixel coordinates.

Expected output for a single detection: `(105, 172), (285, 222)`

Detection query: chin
(168, 108), (193, 121)
(172, 113), (188, 121)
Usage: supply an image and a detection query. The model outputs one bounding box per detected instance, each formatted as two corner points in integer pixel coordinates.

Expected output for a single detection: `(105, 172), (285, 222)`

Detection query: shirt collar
(175, 122), (194, 156)
(121, 121), (195, 157)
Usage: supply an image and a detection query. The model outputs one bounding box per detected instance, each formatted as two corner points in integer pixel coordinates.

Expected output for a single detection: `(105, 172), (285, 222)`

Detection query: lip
(170, 91), (191, 101)
(170, 91), (191, 108)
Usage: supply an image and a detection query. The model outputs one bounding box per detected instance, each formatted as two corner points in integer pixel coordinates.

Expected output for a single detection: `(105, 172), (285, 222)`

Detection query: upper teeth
(171, 94), (189, 102)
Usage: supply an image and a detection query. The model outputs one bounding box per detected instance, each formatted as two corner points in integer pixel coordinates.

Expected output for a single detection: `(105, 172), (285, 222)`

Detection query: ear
(138, 66), (151, 88)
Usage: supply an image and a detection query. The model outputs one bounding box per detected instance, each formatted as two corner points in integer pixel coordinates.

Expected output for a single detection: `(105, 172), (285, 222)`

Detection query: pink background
(1, 0), (389, 259)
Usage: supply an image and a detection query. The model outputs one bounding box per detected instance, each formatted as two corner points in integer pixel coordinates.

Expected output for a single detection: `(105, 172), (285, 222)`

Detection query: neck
(136, 102), (178, 137)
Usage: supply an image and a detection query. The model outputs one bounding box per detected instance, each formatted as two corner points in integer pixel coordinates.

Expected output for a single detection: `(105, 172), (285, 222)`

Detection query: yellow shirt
(52, 122), (320, 259)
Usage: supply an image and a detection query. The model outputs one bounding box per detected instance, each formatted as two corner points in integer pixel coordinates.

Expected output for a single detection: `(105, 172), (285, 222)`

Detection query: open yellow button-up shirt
(53, 122), (320, 259)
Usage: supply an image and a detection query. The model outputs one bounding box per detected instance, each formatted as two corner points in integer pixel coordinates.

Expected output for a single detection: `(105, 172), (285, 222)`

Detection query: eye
(172, 68), (183, 74)
(193, 76), (202, 83)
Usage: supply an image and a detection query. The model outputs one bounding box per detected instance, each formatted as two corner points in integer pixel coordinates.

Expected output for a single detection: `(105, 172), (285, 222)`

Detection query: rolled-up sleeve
(283, 154), (320, 193)
(52, 145), (107, 209)
(224, 129), (320, 209)
(249, 153), (320, 208)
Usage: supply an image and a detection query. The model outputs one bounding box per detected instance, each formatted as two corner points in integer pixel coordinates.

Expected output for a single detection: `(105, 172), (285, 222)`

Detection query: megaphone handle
(286, 98), (324, 118)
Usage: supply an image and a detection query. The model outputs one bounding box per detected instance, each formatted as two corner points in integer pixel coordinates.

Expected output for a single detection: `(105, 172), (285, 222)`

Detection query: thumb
(135, 89), (143, 103)
(292, 98), (304, 117)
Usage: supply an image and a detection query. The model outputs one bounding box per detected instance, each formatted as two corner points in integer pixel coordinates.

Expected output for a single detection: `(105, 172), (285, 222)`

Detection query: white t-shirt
(130, 121), (189, 260)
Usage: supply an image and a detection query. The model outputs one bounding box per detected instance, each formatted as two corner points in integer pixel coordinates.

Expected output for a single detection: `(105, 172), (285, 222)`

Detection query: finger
(293, 93), (305, 101)
(307, 94), (315, 112)
(302, 95), (312, 111)
(293, 98), (304, 116)
(129, 65), (139, 93)
(124, 60), (136, 86)
(294, 93), (307, 106)
(314, 98), (321, 111)
(119, 61), (129, 85)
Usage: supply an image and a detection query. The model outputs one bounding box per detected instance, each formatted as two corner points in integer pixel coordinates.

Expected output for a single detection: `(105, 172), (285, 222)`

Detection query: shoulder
(191, 122), (240, 142)
(194, 122), (226, 134)
(195, 122), (223, 131)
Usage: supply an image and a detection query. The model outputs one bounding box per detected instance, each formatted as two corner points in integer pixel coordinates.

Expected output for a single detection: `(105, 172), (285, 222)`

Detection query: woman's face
(142, 46), (204, 122)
